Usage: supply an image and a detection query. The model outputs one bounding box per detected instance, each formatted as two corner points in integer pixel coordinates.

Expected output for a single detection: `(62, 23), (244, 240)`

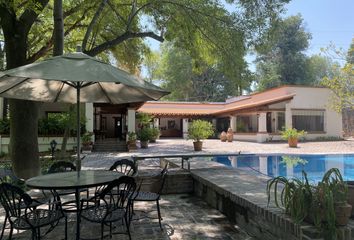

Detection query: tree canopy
(255, 14), (313, 90)
(321, 40), (354, 112)
(0, 0), (290, 178)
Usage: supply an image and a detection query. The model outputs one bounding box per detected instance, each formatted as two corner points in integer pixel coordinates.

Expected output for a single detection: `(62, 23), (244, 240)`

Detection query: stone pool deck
(1, 194), (253, 240)
(81, 139), (354, 239)
(3, 139), (354, 239)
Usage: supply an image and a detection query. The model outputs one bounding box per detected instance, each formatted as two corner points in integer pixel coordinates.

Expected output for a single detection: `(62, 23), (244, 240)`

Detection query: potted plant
(226, 128), (233, 142)
(267, 168), (352, 239)
(188, 120), (214, 151)
(280, 127), (306, 147)
(150, 127), (160, 143)
(220, 131), (227, 142)
(81, 132), (93, 152)
(321, 168), (352, 226)
(138, 127), (152, 149)
(127, 131), (137, 151)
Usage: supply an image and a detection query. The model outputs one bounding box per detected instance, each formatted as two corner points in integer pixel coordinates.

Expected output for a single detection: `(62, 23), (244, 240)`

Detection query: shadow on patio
(0, 194), (253, 240)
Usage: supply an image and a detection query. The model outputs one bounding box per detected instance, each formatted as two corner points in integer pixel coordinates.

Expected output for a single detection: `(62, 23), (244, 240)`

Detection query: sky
(285, 0), (354, 55)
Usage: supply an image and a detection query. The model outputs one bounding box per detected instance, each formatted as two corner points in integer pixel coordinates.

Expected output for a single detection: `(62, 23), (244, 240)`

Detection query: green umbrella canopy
(0, 52), (169, 172)
(0, 52), (169, 103)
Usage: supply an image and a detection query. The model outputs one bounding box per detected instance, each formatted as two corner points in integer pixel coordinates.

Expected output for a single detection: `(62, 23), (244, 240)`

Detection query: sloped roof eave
(214, 94), (295, 115)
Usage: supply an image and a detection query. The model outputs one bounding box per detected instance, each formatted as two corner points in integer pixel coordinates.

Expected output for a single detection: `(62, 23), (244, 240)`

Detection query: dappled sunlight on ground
(0, 194), (253, 239)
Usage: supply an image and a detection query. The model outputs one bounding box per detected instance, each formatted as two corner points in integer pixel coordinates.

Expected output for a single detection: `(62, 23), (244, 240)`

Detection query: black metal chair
(131, 164), (168, 230)
(0, 177), (51, 239)
(109, 159), (137, 176)
(47, 161), (89, 211)
(0, 182), (67, 240)
(79, 176), (136, 240)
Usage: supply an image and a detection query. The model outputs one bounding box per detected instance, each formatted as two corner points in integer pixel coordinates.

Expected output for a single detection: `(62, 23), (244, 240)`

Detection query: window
(236, 115), (258, 133)
(277, 112), (285, 131)
(292, 110), (324, 132)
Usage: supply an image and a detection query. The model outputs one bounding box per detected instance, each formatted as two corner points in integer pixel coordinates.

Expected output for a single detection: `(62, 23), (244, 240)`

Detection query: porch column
(127, 108), (136, 133)
(285, 103), (292, 128)
(153, 118), (159, 128)
(230, 116), (236, 131)
(182, 118), (189, 139)
(257, 112), (268, 142)
(212, 118), (217, 130)
(85, 103), (94, 133)
(0, 98), (3, 119)
(259, 156), (268, 175)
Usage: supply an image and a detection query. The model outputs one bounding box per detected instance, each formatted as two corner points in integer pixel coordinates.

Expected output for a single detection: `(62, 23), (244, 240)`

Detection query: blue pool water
(212, 154), (354, 182)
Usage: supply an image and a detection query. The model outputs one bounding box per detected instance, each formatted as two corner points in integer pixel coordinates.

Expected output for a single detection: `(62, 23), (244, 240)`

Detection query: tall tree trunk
(53, 0), (69, 157)
(4, 23), (40, 179)
(53, 0), (64, 56)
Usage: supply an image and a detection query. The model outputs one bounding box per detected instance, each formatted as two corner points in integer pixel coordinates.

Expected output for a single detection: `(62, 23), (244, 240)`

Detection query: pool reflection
(213, 154), (353, 182)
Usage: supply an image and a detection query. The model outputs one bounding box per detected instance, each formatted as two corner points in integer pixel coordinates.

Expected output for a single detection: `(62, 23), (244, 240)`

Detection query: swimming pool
(213, 154), (354, 182)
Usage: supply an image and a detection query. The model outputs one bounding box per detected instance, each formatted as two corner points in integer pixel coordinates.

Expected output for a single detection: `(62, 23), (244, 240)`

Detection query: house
(0, 85), (342, 153)
(137, 85), (343, 142)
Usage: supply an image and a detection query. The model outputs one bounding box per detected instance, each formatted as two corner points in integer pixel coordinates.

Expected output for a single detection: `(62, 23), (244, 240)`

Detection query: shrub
(0, 118), (10, 134)
(150, 127), (160, 140)
(188, 120), (214, 142)
(137, 127), (152, 142)
(281, 127), (306, 140)
(127, 131), (137, 141)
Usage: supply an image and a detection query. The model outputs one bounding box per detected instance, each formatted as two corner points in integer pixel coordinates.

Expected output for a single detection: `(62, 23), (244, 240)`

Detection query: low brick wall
(191, 168), (353, 240)
(136, 170), (193, 194)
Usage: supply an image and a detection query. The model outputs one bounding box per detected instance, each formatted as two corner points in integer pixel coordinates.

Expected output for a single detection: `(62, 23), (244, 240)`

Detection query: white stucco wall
(286, 86), (343, 139)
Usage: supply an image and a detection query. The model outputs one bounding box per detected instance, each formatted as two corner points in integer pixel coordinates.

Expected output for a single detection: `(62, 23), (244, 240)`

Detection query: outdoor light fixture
(50, 139), (57, 158)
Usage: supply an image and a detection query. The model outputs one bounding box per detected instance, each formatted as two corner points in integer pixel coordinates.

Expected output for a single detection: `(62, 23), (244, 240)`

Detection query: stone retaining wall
(191, 168), (352, 240)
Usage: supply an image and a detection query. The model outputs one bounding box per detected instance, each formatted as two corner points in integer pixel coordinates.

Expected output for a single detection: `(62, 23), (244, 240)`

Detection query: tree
(255, 15), (312, 90)
(0, 0), (49, 179)
(155, 43), (246, 102)
(0, 0), (289, 178)
(321, 41), (354, 112)
(307, 54), (336, 86)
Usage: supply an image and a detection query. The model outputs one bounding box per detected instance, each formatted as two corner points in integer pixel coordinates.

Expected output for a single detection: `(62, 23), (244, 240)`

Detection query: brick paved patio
(0, 194), (254, 240)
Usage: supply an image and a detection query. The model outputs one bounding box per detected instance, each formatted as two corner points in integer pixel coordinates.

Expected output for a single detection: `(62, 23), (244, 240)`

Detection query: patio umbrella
(0, 52), (169, 173)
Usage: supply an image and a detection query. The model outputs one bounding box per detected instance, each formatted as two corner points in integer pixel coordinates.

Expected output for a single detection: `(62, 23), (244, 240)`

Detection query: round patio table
(26, 170), (123, 240)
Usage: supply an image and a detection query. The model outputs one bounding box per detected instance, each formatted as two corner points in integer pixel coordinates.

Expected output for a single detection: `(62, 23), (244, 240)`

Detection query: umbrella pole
(76, 86), (81, 175)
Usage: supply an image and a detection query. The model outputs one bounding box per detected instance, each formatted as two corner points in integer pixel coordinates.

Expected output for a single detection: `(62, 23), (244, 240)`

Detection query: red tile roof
(137, 86), (317, 116)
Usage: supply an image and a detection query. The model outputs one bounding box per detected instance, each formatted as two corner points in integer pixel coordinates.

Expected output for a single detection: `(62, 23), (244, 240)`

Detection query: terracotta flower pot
(226, 128), (233, 142)
(288, 137), (298, 147)
(335, 202), (352, 226)
(220, 131), (227, 142)
(140, 141), (149, 149)
(128, 140), (137, 151)
(193, 141), (203, 151)
(346, 181), (354, 217)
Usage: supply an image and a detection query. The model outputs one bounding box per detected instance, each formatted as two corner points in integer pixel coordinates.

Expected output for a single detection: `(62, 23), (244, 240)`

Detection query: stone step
(92, 142), (127, 152)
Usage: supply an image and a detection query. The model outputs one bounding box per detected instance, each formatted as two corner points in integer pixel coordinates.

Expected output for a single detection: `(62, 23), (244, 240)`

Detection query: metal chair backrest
(99, 176), (136, 208)
(109, 159), (137, 176)
(150, 164), (168, 195)
(48, 161), (76, 173)
(0, 182), (32, 220)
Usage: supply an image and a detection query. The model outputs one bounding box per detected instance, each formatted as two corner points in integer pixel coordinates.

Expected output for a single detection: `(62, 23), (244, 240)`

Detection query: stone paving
(2, 139), (353, 240)
(82, 138), (354, 170)
(0, 194), (254, 240)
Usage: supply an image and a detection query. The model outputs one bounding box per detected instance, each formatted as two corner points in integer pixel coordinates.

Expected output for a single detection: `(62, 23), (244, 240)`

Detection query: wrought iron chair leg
(64, 216), (68, 240)
(109, 222), (112, 238)
(31, 229), (36, 240)
(124, 215), (131, 240)
(101, 222), (104, 240)
(156, 199), (162, 230)
(0, 214), (7, 239)
(8, 225), (13, 240)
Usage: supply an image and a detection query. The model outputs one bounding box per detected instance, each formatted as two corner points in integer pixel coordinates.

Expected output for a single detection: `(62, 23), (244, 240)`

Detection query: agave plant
(267, 168), (349, 240)
(267, 171), (315, 223)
